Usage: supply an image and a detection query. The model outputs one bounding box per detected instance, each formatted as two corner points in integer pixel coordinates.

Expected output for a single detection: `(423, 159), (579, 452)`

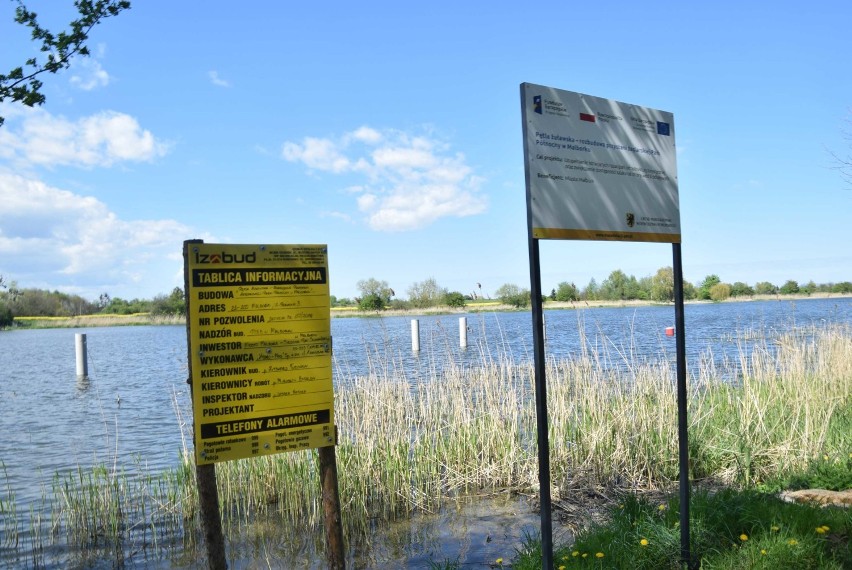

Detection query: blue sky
(1, 1), (851, 301)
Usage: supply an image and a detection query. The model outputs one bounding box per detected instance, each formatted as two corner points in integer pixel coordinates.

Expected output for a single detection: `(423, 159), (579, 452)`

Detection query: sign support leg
(528, 238), (553, 570)
(183, 239), (227, 570)
(672, 243), (692, 568)
(197, 463), (227, 570)
(319, 443), (345, 569)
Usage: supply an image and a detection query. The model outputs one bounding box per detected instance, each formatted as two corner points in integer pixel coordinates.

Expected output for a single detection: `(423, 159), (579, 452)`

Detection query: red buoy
(665, 326), (675, 337)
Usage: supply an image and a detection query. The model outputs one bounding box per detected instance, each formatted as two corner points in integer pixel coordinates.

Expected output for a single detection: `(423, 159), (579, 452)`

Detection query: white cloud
(0, 172), (193, 295)
(282, 127), (487, 231)
(282, 137), (352, 173)
(320, 211), (353, 223)
(68, 44), (110, 91)
(208, 70), (231, 88)
(1, 108), (169, 168)
(347, 126), (383, 144)
(70, 58), (110, 91)
(372, 144), (437, 170)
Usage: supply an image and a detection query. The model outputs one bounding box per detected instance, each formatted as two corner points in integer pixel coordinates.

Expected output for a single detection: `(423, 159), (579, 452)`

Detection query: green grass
(511, 487), (851, 570)
(760, 453), (852, 495)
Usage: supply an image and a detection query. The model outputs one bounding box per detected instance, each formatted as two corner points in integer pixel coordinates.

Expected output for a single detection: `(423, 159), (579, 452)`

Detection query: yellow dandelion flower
(658, 504), (667, 511)
(820, 525), (830, 532)
(559, 566), (566, 570)
(640, 538), (649, 547)
(816, 527), (826, 534)
(582, 553), (588, 558)
(770, 525), (780, 532)
(788, 539), (798, 546)
(823, 454), (829, 460)
(740, 534), (748, 542)
(596, 552), (605, 558)
(760, 549), (767, 555)
(496, 558), (503, 565)
(572, 550), (580, 557)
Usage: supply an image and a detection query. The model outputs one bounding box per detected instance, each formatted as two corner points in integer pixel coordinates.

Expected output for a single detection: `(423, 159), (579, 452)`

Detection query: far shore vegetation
(2, 269), (851, 329)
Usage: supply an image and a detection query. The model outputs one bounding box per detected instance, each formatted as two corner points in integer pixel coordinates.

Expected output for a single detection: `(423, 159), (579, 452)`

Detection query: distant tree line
(334, 270), (852, 311)
(333, 277), (467, 312)
(1, 270), (851, 327)
(540, 269), (852, 307)
(0, 279), (186, 327)
(471, 271), (850, 309)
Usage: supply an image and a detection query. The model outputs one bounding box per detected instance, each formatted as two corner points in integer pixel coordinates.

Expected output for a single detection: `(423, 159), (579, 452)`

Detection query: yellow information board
(184, 243), (334, 465)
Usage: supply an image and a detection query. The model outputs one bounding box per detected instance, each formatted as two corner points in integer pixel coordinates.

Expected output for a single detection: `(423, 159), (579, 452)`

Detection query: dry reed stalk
(18, 323), (848, 561)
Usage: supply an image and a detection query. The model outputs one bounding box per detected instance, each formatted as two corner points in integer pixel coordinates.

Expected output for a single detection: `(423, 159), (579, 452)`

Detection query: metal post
(459, 317), (468, 348)
(672, 243), (693, 568)
(529, 239), (553, 570)
(75, 333), (88, 377)
(411, 319), (420, 351)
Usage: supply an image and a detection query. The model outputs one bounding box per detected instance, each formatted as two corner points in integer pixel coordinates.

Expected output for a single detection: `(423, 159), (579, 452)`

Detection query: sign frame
(521, 82), (680, 243)
(185, 242), (336, 466)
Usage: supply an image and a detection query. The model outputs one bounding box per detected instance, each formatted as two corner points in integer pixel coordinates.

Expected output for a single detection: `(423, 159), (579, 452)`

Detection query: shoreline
(334, 291), (852, 317)
(6, 292), (850, 329)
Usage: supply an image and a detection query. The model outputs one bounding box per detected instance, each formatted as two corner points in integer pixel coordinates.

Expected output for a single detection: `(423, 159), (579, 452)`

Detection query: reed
(2, 323), (849, 566)
(201, 323), (852, 537)
(0, 462), (19, 550)
(545, 324), (851, 488)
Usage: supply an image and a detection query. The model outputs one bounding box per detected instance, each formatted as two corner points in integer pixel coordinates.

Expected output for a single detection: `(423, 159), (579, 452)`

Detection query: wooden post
(459, 317), (468, 348)
(319, 443), (345, 569)
(183, 239), (227, 570)
(197, 464), (227, 570)
(75, 333), (88, 377)
(411, 319), (420, 351)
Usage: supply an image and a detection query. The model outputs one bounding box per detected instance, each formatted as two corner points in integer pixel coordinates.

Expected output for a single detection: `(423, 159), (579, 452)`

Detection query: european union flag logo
(533, 95), (542, 114)
(657, 121), (670, 136)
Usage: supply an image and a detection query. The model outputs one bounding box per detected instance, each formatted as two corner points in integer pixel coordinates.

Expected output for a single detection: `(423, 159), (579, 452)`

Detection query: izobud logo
(195, 251), (257, 264)
(533, 95), (542, 114)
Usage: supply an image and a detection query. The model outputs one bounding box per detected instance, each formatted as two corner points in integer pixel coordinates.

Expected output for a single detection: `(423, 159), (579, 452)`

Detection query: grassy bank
(13, 313), (185, 328)
(1, 324), (849, 566)
(510, 480), (850, 569)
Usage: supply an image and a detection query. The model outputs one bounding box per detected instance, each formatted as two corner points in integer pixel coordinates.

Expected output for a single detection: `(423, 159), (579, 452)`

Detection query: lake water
(1, 297), (850, 567)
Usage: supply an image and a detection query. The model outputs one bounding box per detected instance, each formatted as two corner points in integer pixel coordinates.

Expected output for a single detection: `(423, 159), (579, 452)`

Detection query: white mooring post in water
(459, 317), (468, 348)
(75, 333), (88, 377)
(411, 319), (420, 351)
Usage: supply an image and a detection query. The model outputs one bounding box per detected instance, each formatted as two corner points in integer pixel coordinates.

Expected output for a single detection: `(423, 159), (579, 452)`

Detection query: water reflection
(222, 494), (565, 569)
(75, 374), (91, 394)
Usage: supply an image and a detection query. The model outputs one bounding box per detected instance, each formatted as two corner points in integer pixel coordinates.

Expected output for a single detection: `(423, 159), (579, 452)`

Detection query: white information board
(521, 83), (680, 242)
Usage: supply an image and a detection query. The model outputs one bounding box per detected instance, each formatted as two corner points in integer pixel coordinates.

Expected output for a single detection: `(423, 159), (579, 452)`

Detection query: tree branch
(0, 0), (131, 126)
